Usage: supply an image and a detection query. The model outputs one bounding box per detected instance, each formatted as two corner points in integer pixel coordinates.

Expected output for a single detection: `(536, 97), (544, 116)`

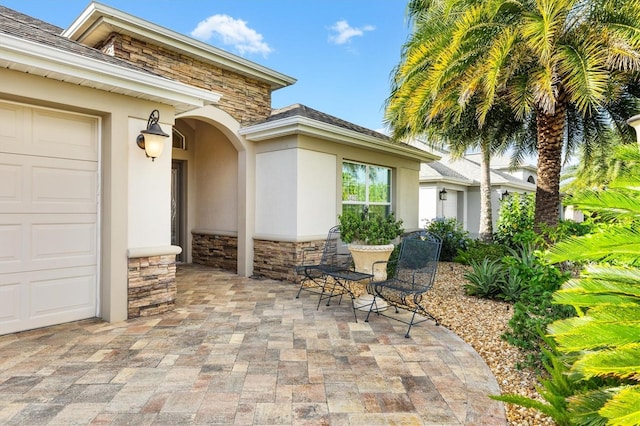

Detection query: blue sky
(2, 0), (412, 132)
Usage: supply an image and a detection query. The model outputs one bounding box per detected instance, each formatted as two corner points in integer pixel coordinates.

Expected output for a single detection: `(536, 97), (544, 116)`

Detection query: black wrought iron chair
(365, 234), (442, 337)
(295, 226), (353, 305)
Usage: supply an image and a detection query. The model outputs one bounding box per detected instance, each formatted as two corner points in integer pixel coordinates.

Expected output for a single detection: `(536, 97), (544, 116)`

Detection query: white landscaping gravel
(428, 262), (556, 426)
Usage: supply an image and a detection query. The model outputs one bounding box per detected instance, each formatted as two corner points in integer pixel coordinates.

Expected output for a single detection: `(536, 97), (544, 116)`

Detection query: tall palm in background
(426, 102), (529, 241)
(387, 0), (640, 230)
(387, 2), (532, 241)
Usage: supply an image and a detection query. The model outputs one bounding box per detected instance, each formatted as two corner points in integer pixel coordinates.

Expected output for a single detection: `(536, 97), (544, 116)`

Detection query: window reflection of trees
(342, 161), (391, 216)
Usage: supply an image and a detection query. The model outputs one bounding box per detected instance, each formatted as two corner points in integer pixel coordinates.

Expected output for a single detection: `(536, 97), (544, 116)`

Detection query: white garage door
(0, 101), (99, 335)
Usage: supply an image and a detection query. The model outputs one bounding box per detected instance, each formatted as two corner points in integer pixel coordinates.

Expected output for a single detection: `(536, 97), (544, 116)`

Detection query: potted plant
(338, 206), (404, 281)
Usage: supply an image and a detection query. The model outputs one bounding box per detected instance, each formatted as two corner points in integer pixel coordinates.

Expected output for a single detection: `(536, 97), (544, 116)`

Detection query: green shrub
(463, 258), (505, 298)
(338, 206), (404, 245)
(424, 217), (471, 261)
(495, 193), (538, 248)
(492, 334), (574, 426)
(496, 144), (640, 425)
(501, 246), (572, 368)
(454, 239), (510, 265)
(547, 219), (594, 242)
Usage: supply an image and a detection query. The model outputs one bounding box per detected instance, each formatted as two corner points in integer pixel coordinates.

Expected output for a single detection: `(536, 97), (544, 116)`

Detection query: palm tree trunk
(479, 141), (493, 242)
(534, 102), (566, 231)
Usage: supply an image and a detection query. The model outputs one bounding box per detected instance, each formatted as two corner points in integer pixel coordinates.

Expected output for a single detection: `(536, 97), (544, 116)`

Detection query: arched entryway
(173, 105), (254, 277)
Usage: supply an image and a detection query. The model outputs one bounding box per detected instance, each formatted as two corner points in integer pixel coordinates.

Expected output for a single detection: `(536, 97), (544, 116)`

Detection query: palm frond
(573, 344), (640, 381)
(549, 305), (640, 351)
(599, 385), (640, 426)
(548, 228), (640, 265)
(564, 189), (640, 220)
(558, 39), (609, 115)
(567, 388), (612, 426)
(521, 0), (569, 63)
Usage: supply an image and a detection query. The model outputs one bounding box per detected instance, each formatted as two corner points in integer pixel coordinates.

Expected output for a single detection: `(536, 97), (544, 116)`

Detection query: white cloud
(328, 20), (375, 45)
(191, 14), (272, 57)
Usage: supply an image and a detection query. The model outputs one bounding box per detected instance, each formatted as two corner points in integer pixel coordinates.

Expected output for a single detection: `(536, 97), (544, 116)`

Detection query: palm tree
(388, 0), (640, 230)
(430, 102), (527, 242)
(387, 4), (529, 242)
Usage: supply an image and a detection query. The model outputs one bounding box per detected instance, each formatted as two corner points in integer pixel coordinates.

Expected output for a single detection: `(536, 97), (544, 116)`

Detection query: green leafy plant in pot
(338, 206), (403, 311)
(338, 206), (404, 246)
(338, 206), (404, 281)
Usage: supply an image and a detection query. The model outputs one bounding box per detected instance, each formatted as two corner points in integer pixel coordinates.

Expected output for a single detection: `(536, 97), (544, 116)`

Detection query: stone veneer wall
(127, 255), (177, 318)
(192, 233), (238, 272)
(253, 238), (325, 282)
(97, 33), (272, 125)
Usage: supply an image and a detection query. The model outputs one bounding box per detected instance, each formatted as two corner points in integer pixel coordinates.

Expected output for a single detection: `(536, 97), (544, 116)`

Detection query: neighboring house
(411, 141), (537, 238)
(0, 3), (436, 334)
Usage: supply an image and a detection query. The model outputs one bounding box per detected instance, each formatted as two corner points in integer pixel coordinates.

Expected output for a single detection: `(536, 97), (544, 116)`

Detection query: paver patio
(0, 264), (506, 425)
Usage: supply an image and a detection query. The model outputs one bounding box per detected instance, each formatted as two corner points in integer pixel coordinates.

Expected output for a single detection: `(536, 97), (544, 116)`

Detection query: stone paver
(0, 264), (507, 425)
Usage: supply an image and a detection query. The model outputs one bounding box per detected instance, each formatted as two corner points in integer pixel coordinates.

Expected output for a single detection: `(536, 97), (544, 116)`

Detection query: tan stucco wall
(254, 134), (422, 240)
(194, 122), (239, 233)
(255, 149), (298, 236)
(128, 115), (173, 248)
(175, 105), (254, 277)
(0, 68), (176, 323)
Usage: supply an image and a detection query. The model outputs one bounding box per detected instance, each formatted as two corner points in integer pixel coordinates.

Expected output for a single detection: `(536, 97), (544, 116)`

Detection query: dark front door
(171, 160), (185, 262)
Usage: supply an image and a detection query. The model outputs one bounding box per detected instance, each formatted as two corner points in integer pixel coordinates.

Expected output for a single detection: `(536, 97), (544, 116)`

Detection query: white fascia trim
(503, 182), (537, 192)
(63, 2), (296, 90)
(1, 35), (221, 108)
(420, 176), (473, 186)
(240, 116), (440, 162)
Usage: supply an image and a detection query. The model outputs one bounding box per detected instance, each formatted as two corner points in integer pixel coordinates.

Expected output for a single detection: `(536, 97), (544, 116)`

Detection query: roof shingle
(0, 5), (159, 75)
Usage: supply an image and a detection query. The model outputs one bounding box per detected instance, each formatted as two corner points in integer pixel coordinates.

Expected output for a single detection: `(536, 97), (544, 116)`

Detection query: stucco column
(238, 146), (255, 277)
(101, 112), (129, 323)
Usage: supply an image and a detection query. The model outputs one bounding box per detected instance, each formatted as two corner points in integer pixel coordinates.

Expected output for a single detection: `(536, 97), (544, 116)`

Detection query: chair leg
(295, 280), (305, 298)
(405, 308), (419, 338)
(364, 295), (378, 322)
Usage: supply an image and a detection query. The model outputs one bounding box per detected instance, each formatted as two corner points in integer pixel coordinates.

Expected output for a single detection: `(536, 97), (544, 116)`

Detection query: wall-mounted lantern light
(501, 190), (509, 200)
(136, 109), (169, 161)
(439, 188), (448, 201)
(627, 114), (640, 144)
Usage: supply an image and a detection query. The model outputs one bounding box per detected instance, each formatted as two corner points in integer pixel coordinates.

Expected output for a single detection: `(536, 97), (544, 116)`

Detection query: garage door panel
(0, 279), (21, 323)
(32, 164), (97, 206)
(31, 268), (96, 317)
(0, 102), (98, 161)
(33, 110), (98, 161)
(0, 101), (99, 335)
(0, 102), (25, 147)
(0, 153), (97, 214)
(0, 267), (96, 335)
(32, 220), (97, 264)
(0, 214), (97, 274)
(0, 223), (22, 264)
(0, 162), (22, 203)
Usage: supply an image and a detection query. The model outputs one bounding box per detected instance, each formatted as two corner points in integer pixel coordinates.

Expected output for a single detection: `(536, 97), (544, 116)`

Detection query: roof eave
(62, 2), (297, 91)
(421, 177), (473, 186)
(0, 34), (220, 113)
(239, 116), (440, 163)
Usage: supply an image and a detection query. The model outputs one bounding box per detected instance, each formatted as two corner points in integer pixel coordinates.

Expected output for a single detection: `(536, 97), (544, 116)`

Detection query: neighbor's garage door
(0, 101), (99, 335)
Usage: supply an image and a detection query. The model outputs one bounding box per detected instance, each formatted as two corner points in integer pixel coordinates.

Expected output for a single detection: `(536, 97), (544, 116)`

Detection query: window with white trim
(342, 161), (392, 216)
(172, 128), (186, 150)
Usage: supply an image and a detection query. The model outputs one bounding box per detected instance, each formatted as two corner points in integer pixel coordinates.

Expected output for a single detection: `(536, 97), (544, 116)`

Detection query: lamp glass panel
(143, 133), (165, 158)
